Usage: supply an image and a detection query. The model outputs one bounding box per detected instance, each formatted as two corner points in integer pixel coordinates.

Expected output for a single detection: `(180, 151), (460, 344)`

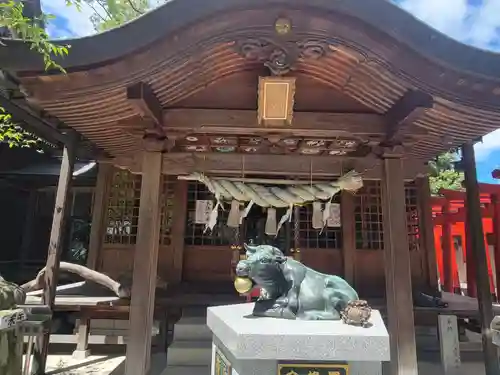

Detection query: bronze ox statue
(235, 244), (371, 326)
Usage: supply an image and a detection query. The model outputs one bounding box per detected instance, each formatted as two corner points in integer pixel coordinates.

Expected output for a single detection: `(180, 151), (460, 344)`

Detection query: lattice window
(355, 181), (383, 250)
(184, 182), (232, 246)
(296, 198), (342, 249)
(405, 182), (420, 252)
(355, 180), (421, 251)
(105, 169), (141, 245)
(159, 177), (175, 246)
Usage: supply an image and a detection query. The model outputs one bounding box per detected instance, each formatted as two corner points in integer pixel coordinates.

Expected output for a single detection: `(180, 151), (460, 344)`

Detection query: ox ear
(244, 243), (257, 254)
(275, 255), (287, 264)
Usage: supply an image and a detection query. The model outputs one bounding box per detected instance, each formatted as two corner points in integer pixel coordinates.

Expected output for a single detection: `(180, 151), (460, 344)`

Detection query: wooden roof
(2, 0), (500, 176)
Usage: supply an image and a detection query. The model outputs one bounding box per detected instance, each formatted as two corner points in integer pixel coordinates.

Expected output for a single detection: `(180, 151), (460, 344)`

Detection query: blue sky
(41, 0), (500, 183)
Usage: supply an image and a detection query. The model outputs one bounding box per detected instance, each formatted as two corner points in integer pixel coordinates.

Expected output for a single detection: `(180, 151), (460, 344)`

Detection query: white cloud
(396, 0), (500, 50)
(469, 0), (500, 47)
(41, 0), (164, 39)
(395, 0), (500, 162)
(474, 129), (500, 161)
(41, 0), (95, 39)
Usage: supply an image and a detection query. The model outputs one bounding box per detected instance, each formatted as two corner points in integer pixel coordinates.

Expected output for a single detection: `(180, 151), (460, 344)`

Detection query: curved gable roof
(2, 0), (500, 161)
(1, 0), (500, 75)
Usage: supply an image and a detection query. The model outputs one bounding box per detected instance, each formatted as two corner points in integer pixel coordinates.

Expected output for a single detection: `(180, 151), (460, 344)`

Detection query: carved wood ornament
(236, 38), (331, 76)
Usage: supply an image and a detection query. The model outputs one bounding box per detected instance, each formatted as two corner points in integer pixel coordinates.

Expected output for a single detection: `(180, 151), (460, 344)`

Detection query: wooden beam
(38, 134), (77, 372)
(86, 163), (113, 270)
(126, 82), (163, 127)
(461, 142), (500, 375)
(381, 156), (418, 375)
(385, 90), (433, 143)
(114, 153), (429, 179)
(165, 153), (377, 177)
(123, 109), (432, 139)
(124, 149), (163, 375)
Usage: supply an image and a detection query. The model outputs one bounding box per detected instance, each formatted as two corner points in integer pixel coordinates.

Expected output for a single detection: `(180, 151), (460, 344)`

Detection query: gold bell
(234, 277), (253, 294)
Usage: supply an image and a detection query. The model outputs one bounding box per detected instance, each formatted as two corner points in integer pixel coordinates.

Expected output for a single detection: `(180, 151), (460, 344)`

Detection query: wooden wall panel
(354, 249), (430, 297)
(300, 249), (342, 276)
(99, 244), (173, 282)
(99, 245), (133, 278)
(355, 250), (385, 298)
(183, 246), (233, 282)
(410, 250), (427, 290)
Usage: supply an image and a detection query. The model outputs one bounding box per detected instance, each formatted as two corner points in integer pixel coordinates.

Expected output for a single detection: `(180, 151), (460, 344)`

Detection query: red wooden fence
(432, 179), (500, 298)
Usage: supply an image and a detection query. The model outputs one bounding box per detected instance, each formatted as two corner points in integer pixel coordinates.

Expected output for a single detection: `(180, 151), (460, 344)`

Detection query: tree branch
(85, 1), (109, 23)
(20, 262), (131, 298)
(126, 0), (144, 15)
(84, 0), (113, 22)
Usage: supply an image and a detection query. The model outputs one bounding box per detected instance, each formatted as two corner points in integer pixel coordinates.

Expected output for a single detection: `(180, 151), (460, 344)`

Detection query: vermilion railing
(432, 182), (500, 298)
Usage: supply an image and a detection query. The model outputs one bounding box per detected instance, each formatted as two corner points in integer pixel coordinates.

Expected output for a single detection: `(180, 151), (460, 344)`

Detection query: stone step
(173, 317), (211, 341)
(160, 366), (210, 375)
(181, 307), (209, 317)
(167, 340), (212, 367)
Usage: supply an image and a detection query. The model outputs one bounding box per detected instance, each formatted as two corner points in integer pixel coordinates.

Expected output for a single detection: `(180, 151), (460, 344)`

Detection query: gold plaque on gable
(258, 76), (296, 127)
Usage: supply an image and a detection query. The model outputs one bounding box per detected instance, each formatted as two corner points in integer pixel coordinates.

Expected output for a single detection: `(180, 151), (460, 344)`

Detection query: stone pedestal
(207, 303), (390, 375)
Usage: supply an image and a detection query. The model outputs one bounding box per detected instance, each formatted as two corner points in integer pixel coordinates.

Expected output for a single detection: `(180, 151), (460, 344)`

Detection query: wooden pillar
(124, 148), (163, 375)
(86, 162), (113, 270)
(442, 202), (454, 292)
(73, 310), (91, 360)
(415, 176), (438, 291)
(491, 194), (500, 301)
(341, 191), (356, 285)
(381, 156), (418, 375)
(461, 142), (500, 375)
(38, 135), (77, 372)
(171, 180), (188, 283)
(71, 163), (113, 359)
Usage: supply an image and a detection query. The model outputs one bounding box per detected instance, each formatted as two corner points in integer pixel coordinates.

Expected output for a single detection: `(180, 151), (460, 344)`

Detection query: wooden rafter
(384, 89), (433, 143)
(126, 82), (164, 135)
(0, 95), (105, 159)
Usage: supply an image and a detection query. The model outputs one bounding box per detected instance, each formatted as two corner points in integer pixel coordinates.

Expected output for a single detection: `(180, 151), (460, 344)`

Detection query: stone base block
(207, 303), (390, 375)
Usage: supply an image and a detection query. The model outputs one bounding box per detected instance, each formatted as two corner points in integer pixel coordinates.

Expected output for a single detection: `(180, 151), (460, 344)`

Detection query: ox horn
(244, 243), (258, 253)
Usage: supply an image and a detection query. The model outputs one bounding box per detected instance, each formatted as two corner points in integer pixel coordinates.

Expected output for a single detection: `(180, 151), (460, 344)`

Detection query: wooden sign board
(278, 362), (349, 375)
